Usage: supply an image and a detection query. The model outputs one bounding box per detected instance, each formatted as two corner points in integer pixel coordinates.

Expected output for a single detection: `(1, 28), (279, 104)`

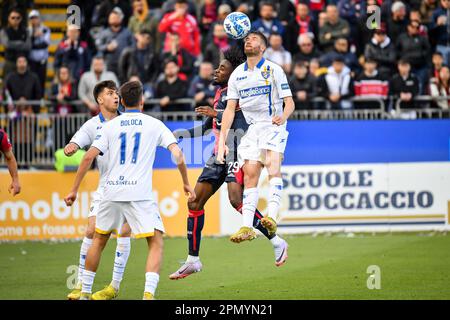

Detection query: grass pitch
(0, 232), (449, 300)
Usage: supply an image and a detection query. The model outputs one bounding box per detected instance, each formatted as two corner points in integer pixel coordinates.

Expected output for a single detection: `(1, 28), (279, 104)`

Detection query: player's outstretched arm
(217, 99), (237, 163)
(64, 146), (100, 206)
(3, 149), (20, 196)
(168, 143), (196, 202)
(273, 96), (295, 126)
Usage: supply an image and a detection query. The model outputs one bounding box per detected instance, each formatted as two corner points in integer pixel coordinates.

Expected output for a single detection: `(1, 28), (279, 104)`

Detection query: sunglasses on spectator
(10, 15), (21, 20)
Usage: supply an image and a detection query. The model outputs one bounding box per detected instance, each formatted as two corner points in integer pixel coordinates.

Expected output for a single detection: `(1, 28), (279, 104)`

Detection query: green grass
(0, 233), (450, 299)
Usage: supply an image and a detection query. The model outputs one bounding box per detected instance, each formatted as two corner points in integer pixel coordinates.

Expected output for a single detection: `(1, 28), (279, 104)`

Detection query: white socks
(242, 188), (259, 228)
(77, 237), (93, 286)
(187, 255), (200, 263)
(82, 270), (96, 294)
(144, 272), (160, 295)
(270, 235), (284, 247)
(268, 177), (283, 220)
(112, 237), (131, 290)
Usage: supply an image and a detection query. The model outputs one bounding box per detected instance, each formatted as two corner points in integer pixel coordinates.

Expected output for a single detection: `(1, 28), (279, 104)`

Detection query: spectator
(200, 0), (218, 49)
(309, 58), (327, 78)
(252, 2), (285, 39)
(318, 4), (350, 52)
(420, 0), (439, 26)
(91, 0), (132, 28)
(50, 66), (78, 115)
(27, 10), (50, 93)
(317, 56), (354, 109)
(354, 59), (389, 109)
(285, 3), (316, 54)
(159, 0), (201, 57)
(364, 26), (397, 79)
(337, 0), (362, 43)
(78, 56), (119, 115)
(308, 0), (327, 22)
(161, 33), (196, 81)
(264, 32), (292, 74)
(430, 51), (444, 81)
(118, 29), (159, 85)
(390, 59), (420, 109)
(0, 8), (31, 79)
(95, 7), (134, 76)
(387, 1), (408, 45)
(54, 24), (91, 83)
(396, 20), (431, 93)
(278, 0), (297, 30)
(204, 23), (230, 68)
(289, 61), (316, 109)
(429, 65), (450, 109)
(320, 37), (360, 73)
(187, 61), (216, 107)
(293, 34), (321, 64)
(161, 0), (199, 17)
(430, 0), (450, 65)
(155, 58), (189, 112)
(217, 3), (232, 22)
(410, 10), (429, 37)
(3, 55), (42, 114)
(128, 0), (161, 53)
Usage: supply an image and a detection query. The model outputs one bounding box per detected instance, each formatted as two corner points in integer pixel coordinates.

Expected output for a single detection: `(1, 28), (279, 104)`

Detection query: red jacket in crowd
(159, 12), (201, 57)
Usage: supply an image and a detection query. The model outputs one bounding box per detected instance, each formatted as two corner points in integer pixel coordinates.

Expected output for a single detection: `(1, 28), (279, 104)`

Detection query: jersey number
(119, 132), (141, 165)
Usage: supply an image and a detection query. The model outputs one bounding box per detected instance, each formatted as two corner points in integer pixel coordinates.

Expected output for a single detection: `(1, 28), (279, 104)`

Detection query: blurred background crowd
(0, 0), (449, 115)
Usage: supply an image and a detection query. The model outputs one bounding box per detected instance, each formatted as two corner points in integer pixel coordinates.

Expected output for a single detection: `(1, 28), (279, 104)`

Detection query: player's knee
(243, 173), (258, 188)
(228, 194), (242, 209)
(85, 225), (95, 239)
(187, 199), (203, 212)
(120, 223), (132, 237)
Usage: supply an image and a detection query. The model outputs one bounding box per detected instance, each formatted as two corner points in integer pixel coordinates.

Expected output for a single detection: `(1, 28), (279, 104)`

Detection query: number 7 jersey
(92, 110), (177, 202)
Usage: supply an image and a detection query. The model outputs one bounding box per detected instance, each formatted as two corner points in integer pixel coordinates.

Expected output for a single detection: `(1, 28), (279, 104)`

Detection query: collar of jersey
(244, 57), (265, 71)
(99, 110), (122, 122)
(124, 109), (141, 113)
(98, 112), (106, 123)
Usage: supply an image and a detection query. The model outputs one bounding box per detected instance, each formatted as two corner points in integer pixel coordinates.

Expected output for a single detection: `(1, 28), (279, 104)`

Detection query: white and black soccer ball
(223, 12), (251, 40)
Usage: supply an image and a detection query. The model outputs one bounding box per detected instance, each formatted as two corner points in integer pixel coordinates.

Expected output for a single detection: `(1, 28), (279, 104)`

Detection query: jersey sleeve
(91, 126), (109, 154)
(0, 130), (12, 152)
(273, 64), (292, 98)
(226, 70), (240, 101)
(70, 121), (94, 148)
(157, 121), (178, 149)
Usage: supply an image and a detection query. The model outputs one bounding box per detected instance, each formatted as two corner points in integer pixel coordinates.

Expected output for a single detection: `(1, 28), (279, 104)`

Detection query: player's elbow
(171, 146), (185, 165)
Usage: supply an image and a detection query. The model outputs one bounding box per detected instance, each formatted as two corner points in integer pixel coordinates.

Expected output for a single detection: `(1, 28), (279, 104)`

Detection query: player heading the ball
(217, 31), (295, 247)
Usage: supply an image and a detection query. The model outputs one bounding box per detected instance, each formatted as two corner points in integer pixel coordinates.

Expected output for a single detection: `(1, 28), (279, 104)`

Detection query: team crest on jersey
(261, 66), (271, 79)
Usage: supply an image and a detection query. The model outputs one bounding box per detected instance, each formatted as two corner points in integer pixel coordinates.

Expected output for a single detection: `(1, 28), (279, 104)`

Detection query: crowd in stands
(1, 0), (450, 115)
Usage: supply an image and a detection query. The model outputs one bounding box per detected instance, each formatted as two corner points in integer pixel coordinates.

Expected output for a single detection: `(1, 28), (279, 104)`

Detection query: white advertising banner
(220, 162), (450, 235)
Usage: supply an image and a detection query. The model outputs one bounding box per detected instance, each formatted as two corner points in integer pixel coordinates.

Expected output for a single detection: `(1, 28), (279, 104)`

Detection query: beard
(244, 46), (259, 57)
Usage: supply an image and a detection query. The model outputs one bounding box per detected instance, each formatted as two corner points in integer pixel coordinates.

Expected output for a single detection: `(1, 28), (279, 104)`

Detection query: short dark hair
(398, 59), (410, 66)
(119, 81), (143, 108)
(93, 80), (117, 104)
(246, 30), (268, 48)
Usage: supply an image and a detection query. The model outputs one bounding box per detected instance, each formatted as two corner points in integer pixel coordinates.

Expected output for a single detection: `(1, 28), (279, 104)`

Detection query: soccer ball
(223, 12), (251, 40)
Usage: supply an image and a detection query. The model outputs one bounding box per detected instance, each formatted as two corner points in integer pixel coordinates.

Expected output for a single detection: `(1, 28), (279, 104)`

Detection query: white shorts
(95, 200), (165, 238)
(88, 199), (100, 218)
(238, 122), (289, 165)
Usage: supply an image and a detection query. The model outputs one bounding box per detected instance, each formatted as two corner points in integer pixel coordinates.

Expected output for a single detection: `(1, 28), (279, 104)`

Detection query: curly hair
(223, 45), (246, 70)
